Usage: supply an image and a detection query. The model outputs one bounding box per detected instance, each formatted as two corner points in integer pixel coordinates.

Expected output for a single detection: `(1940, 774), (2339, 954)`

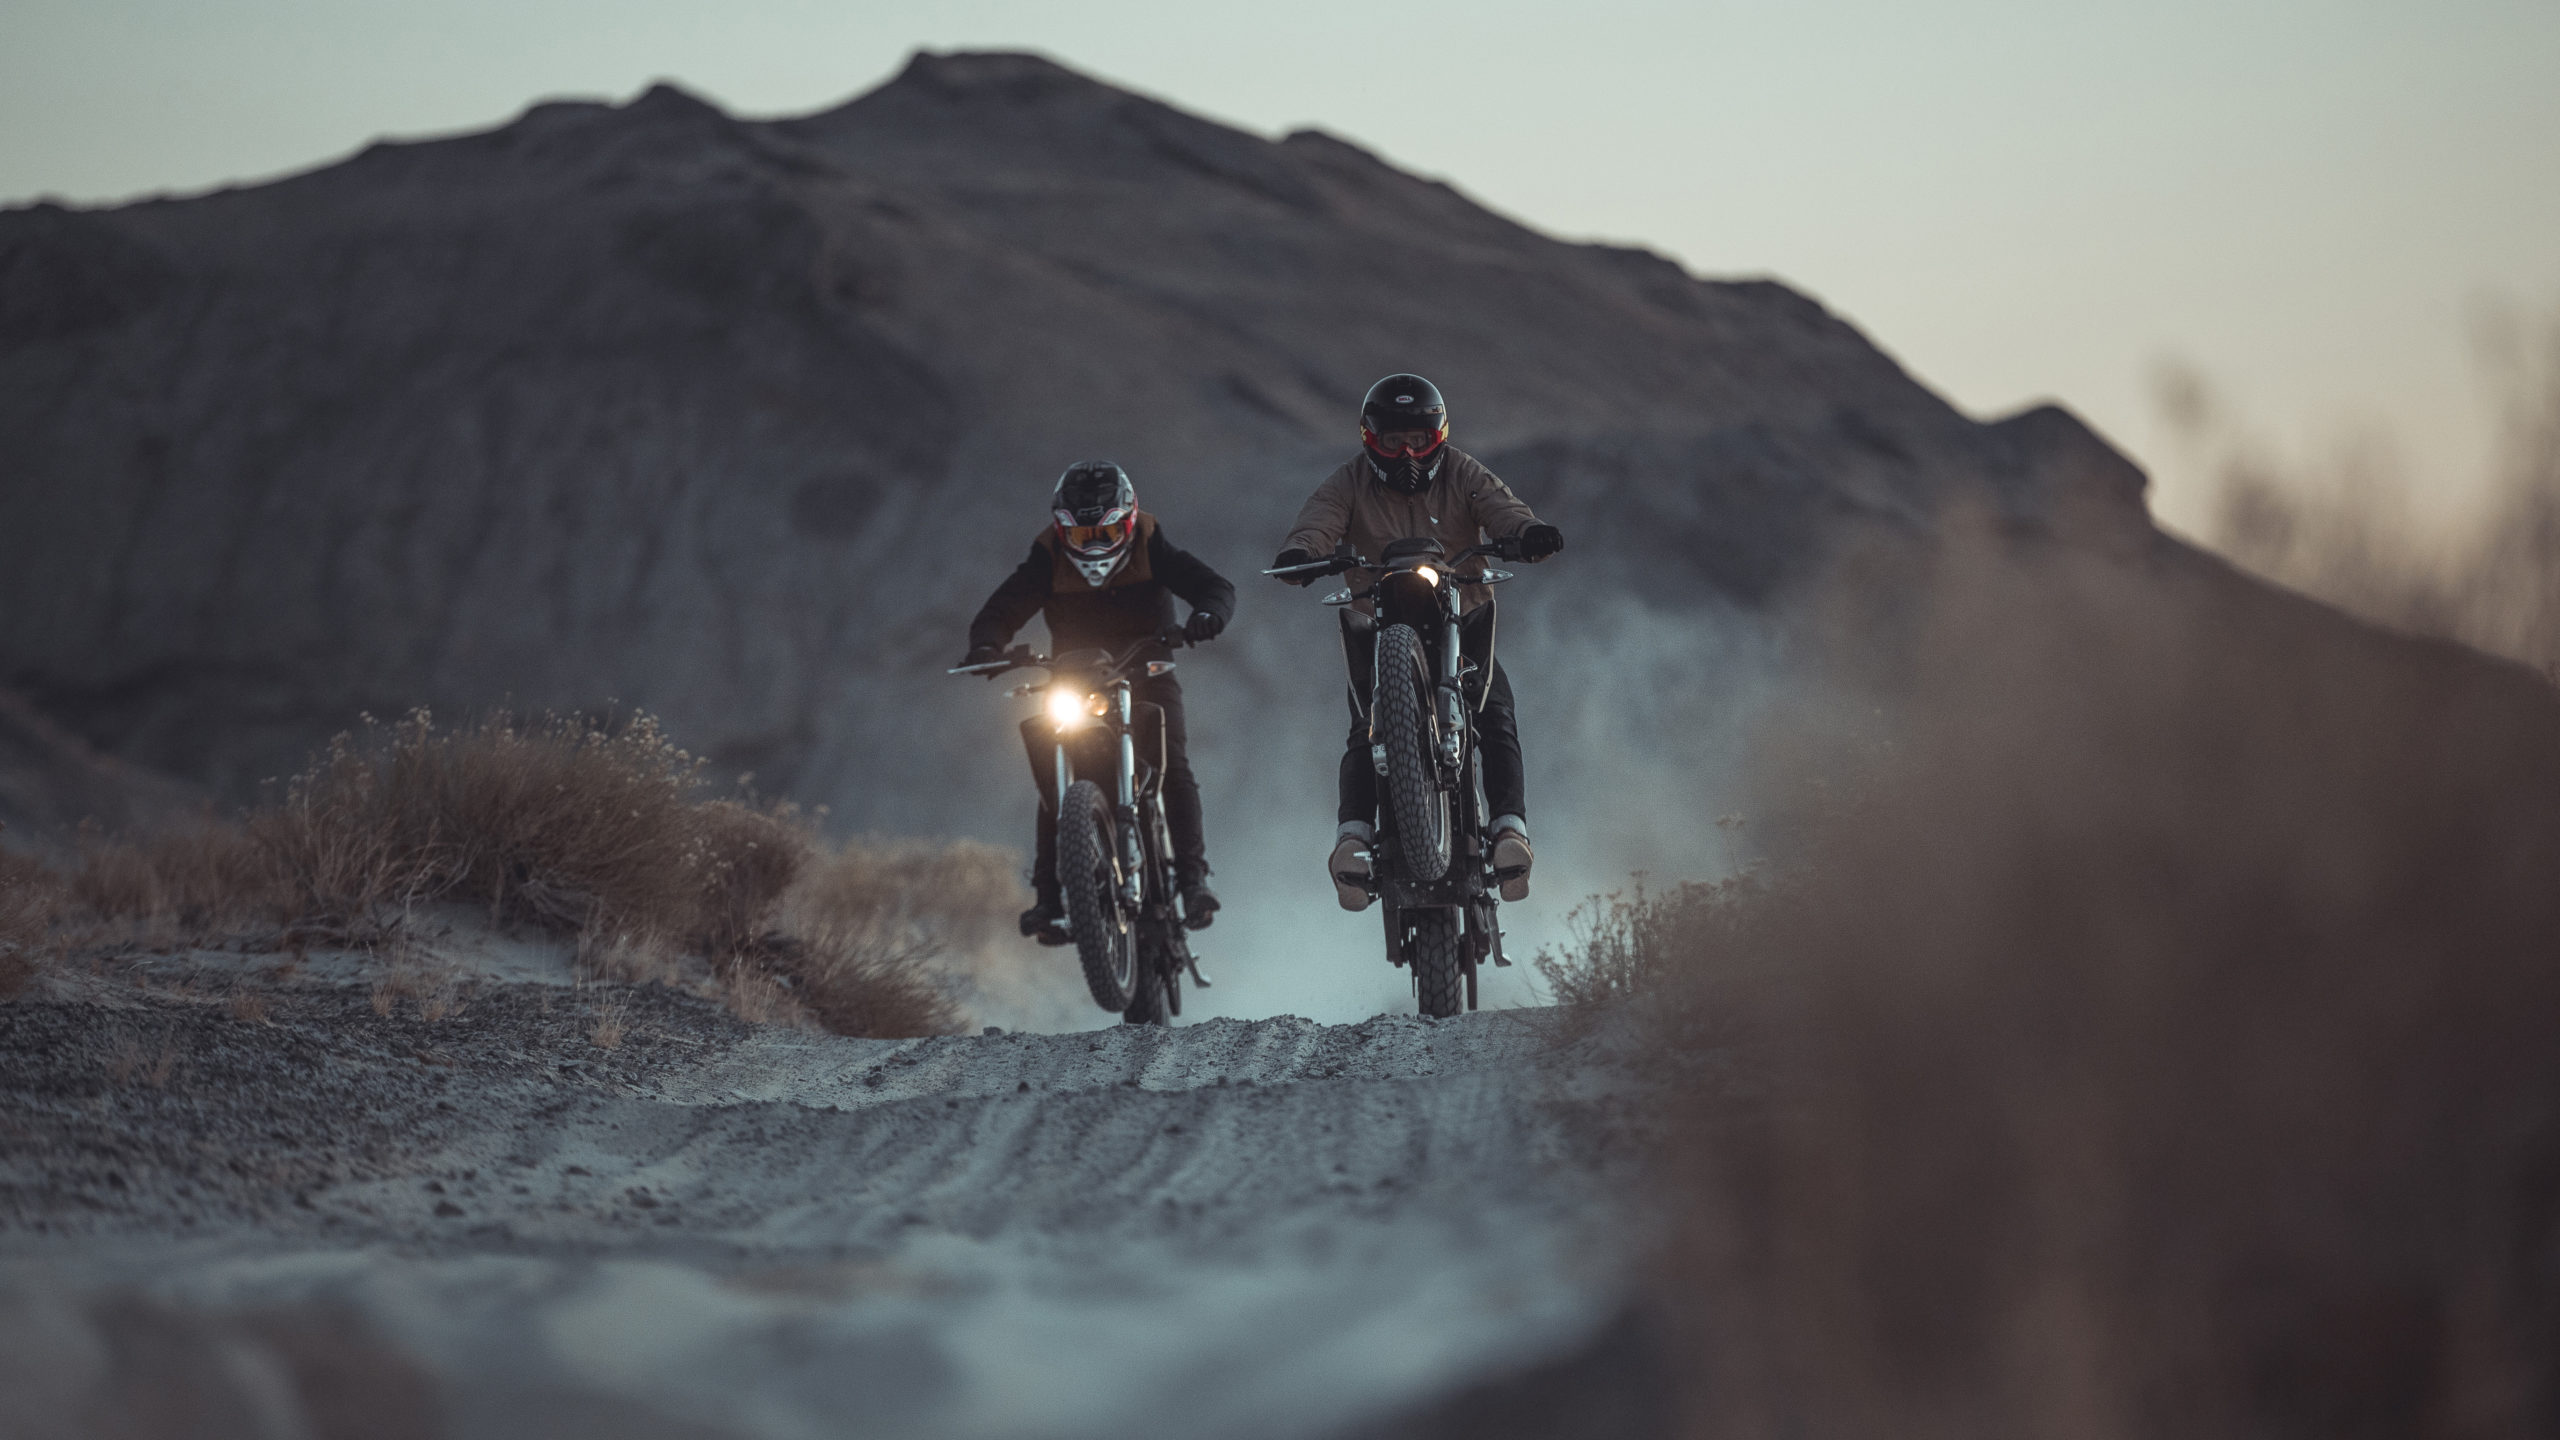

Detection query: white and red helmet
(1052, 460), (1138, 586)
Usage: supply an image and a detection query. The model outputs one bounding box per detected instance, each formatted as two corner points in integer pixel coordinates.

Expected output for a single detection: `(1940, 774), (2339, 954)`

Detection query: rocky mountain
(0, 50), (2147, 882)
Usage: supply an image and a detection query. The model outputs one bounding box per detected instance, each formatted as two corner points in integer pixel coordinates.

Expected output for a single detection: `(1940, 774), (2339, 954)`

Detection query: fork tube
(1441, 598), (1466, 761)
(1055, 743), (1072, 808)
(1114, 684), (1143, 903)
(1114, 685), (1136, 812)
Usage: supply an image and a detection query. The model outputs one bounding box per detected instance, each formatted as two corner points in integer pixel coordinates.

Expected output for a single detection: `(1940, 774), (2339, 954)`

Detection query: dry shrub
(576, 928), (681, 986)
(1, 846), (61, 995)
(715, 962), (804, 1028)
(1536, 876), (1784, 1064)
(741, 836), (1020, 1037)
(67, 822), (292, 936)
(1643, 516), (2560, 1438)
(689, 800), (809, 954)
(730, 932), (960, 1039)
(8, 710), (996, 1038)
(588, 997), (627, 1049)
(251, 711), (808, 946)
(785, 836), (1023, 956)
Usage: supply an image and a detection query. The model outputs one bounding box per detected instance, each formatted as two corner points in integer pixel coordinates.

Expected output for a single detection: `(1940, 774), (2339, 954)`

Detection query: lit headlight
(1414, 565), (1440, 587)
(1039, 681), (1090, 727)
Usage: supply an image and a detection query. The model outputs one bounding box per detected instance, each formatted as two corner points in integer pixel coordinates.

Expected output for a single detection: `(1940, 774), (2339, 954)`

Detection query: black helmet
(1051, 460), (1139, 586)
(1359, 374), (1449, 495)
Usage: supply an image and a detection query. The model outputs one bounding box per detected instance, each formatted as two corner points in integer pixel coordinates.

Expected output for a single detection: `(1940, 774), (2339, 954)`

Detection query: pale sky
(6, 0), (2555, 533)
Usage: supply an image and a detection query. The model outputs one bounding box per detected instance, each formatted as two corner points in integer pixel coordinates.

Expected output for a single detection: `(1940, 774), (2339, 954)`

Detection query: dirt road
(0, 953), (1647, 1439)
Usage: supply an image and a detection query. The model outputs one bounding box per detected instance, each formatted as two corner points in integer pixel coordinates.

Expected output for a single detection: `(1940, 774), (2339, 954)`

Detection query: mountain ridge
(0, 49), (2143, 857)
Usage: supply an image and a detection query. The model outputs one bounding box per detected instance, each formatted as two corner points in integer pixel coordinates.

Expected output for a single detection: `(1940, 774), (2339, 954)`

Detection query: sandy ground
(0, 933), (1655, 1440)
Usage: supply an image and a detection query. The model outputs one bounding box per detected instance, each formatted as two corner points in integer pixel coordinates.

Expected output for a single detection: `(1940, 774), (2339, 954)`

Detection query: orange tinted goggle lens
(1057, 510), (1133, 552)
(1367, 426), (1445, 457)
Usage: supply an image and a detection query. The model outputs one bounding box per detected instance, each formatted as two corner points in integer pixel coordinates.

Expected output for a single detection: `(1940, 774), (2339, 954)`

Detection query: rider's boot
(1330, 821), (1375, 912)
(1019, 892), (1071, 947)
(1489, 815), (1533, 903)
(1178, 868), (1220, 931)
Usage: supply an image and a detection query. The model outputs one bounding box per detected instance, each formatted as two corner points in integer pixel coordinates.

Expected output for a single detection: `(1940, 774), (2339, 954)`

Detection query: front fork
(1436, 602), (1466, 779)
(1054, 679), (1145, 909)
(1113, 683), (1143, 906)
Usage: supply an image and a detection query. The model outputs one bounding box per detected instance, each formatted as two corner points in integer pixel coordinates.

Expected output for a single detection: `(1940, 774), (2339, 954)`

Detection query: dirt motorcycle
(1265, 536), (1532, 1018)
(950, 631), (1210, 1026)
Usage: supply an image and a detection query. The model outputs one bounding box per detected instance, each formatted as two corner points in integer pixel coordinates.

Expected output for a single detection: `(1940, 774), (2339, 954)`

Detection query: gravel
(0, 950), (1644, 1439)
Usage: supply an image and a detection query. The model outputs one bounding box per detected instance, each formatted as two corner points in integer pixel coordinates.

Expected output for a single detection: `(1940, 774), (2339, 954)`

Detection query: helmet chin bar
(1368, 451), (1444, 495)
(1069, 548), (1129, 587)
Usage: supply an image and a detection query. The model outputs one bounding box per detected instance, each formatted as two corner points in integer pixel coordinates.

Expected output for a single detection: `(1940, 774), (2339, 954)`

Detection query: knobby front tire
(1374, 623), (1452, 882)
(1058, 779), (1138, 1012)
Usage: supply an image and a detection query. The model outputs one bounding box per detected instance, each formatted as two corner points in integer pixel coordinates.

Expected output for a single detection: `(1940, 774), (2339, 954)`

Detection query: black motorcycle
(950, 631), (1209, 1026)
(1266, 537), (1531, 1018)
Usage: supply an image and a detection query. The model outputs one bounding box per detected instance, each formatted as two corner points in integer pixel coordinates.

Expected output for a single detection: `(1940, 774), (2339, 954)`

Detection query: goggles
(1364, 424), (1447, 459)
(1056, 507), (1135, 556)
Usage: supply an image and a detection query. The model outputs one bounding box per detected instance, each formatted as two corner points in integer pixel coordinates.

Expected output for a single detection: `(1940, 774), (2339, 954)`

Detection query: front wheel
(1374, 623), (1452, 882)
(1058, 780), (1138, 1012)
(1407, 908), (1465, 1019)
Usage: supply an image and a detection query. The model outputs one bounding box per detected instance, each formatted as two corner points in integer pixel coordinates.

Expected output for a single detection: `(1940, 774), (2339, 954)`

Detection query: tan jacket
(1280, 448), (1543, 613)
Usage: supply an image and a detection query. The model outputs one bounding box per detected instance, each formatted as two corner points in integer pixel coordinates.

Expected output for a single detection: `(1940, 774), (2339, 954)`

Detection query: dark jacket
(968, 512), (1236, 656)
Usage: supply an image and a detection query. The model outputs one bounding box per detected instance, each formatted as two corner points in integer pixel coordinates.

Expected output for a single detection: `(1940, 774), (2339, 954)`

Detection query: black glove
(959, 643), (1001, 668)
(1516, 524), (1564, 562)
(1184, 610), (1226, 643)
(1270, 548), (1317, 586)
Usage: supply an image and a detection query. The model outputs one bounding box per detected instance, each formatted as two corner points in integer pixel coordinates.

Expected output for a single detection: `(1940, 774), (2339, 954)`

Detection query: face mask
(1369, 451), (1442, 495)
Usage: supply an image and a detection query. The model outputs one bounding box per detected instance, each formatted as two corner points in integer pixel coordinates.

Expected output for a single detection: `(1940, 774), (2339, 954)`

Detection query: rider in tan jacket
(1270, 375), (1562, 910)
(1279, 447), (1541, 618)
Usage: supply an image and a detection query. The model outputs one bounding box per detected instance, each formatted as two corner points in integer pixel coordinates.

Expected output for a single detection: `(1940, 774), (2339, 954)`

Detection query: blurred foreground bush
(1579, 518), (2560, 1437)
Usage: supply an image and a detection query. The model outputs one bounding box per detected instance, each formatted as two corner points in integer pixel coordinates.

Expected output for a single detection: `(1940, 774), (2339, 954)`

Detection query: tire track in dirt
(0, 977), (1637, 1439)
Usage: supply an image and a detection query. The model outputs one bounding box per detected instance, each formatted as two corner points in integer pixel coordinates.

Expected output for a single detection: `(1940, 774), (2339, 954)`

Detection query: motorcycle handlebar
(1261, 537), (1522, 582)
(947, 630), (1187, 680)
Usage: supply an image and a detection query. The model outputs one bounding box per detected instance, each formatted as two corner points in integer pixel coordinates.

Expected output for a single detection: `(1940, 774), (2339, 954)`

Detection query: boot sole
(1492, 837), (1532, 903)
(1330, 843), (1374, 912)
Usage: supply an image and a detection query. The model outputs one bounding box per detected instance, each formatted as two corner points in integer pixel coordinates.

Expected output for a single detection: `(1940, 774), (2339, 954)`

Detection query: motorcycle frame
(1362, 552), (1513, 995)
(954, 632), (1206, 1012)
(1368, 561), (1488, 913)
(1051, 678), (1149, 910)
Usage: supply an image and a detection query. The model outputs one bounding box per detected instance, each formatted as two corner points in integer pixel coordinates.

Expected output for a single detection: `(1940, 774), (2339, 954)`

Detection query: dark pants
(1338, 605), (1525, 827)
(1024, 676), (1206, 903)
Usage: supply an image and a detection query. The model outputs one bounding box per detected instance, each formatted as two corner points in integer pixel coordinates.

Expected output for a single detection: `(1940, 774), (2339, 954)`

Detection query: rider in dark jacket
(1270, 375), (1561, 911)
(964, 461), (1235, 938)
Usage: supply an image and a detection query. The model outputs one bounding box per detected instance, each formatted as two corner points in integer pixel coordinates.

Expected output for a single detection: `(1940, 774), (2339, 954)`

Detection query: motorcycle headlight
(1046, 686), (1092, 731)
(1414, 565), (1440, 587)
